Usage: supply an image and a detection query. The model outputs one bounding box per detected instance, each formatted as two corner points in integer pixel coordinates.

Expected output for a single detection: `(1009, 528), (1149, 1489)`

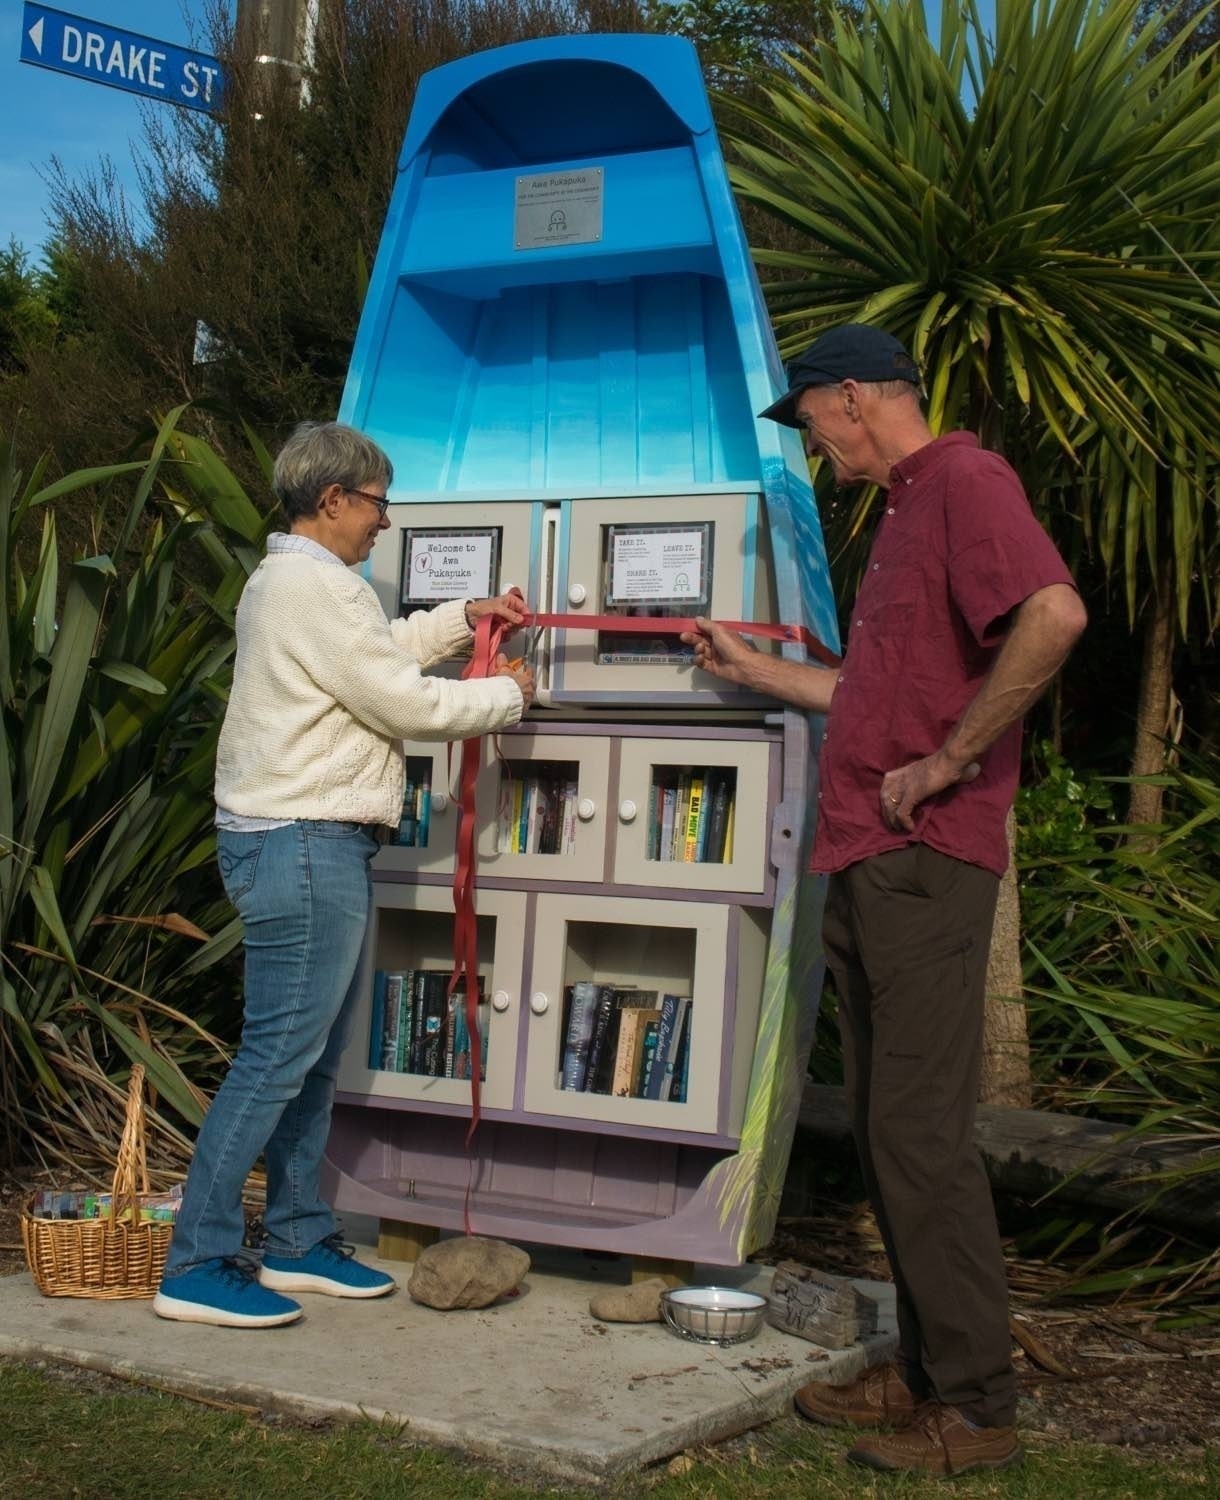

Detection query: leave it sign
(20, 4), (226, 114)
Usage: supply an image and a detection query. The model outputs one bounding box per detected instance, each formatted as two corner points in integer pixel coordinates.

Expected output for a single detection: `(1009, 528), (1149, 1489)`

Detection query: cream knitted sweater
(215, 553), (523, 826)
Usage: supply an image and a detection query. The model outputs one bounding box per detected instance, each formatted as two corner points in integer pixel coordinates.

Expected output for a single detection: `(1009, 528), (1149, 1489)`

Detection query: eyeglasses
(345, 487), (390, 521)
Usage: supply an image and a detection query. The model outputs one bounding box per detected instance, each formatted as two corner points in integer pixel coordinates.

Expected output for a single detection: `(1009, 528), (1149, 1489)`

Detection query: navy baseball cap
(758, 324), (920, 427)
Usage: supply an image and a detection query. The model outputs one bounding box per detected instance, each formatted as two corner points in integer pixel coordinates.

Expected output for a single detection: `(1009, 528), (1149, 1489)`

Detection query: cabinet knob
(618, 799), (637, 822)
(491, 989), (511, 1013)
(576, 797), (597, 822)
(529, 991), (550, 1015)
(430, 792), (449, 814)
(567, 583), (587, 607)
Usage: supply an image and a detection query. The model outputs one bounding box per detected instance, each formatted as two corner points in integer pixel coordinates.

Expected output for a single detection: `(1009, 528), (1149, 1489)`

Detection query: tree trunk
(980, 808), (1032, 1108)
(1128, 560), (1176, 828)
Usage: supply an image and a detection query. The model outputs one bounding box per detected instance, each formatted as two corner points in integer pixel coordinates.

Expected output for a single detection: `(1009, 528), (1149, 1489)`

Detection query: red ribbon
(523, 612), (841, 669)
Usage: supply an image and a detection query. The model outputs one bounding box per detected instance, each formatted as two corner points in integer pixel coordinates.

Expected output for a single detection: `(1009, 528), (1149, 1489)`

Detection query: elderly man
(684, 325), (1085, 1476)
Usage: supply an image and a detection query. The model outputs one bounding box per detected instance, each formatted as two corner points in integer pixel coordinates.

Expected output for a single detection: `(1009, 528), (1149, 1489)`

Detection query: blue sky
(1, 2), (230, 259)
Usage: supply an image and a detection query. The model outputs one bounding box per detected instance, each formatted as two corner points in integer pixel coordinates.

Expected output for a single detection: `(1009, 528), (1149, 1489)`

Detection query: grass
(1, 1359), (1217, 1499)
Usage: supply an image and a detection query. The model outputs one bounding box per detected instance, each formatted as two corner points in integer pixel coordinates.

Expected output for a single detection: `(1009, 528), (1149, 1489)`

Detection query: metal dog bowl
(660, 1286), (768, 1346)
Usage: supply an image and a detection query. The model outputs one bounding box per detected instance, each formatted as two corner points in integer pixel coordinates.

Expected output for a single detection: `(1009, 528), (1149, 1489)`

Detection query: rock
(588, 1277), (668, 1323)
(407, 1235), (529, 1310)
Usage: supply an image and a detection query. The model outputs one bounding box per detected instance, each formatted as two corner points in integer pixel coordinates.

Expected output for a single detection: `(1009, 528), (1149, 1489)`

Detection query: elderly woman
(155, 421), (533, 1328)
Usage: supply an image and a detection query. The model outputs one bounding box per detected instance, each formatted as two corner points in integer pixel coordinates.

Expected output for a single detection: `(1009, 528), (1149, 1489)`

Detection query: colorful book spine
(561, 980), (600, 1091)
(582, 986), (617, 1094)
(682, 774), (704, 861)
(379, 972), (404, 1071)
(645, 993), (681, 1100)
(671, 1006), (693, 1103)
(658, 997), (691, 1100)
(368, 970), (388, 1069)
(639, 1018), (661, 1098)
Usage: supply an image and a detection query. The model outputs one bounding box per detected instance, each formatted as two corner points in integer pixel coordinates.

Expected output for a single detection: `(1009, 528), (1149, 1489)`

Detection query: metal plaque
(514, 167), (604, 251)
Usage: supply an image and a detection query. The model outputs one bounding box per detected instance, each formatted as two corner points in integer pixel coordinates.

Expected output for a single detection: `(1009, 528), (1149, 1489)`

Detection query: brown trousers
(823, 844), (1016, 1427)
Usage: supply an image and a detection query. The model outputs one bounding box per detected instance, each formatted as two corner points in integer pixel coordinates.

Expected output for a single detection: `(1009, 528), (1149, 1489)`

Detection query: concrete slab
(0, 1222), (896, 1482)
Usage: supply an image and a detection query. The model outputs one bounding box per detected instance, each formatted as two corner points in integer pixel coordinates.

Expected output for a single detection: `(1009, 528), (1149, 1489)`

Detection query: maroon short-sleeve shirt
(811, 432), (1076, 878)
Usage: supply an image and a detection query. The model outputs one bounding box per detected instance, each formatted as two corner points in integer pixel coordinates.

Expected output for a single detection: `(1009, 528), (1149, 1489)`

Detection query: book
(444, 991), (458, 1077)
(582, 984), (617, 1093)
(682, 773), (704, 862)
(398, 779), (417, 845)
(671, 1005), (693, 1103)
(722, 793), (735, 863)
(639, 1018), (661, 1098)
(561, 979), (600, 1091)
(672, 770), (692, 861)
(415, 770), (431, 848)
(379, 971), (404, 1071)
(419, 971), (449, 1076)
(659, 782), (676, 862)
(561, 778), (579, 855)
(704, 770), (731, 863)
(368, 970), (388, 1069)
(611, 1004), (661, 1097)
(396, 970), (416, 1072)
(657, 997), (691, 1100)
(645, 992), (683, 1100)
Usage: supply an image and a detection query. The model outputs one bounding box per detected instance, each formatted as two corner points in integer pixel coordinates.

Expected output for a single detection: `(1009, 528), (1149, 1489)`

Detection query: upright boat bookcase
(322, 35), (841, 1266)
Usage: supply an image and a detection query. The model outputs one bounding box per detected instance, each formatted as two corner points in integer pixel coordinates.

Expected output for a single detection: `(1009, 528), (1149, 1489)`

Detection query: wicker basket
(21, 1064), (173, 1299)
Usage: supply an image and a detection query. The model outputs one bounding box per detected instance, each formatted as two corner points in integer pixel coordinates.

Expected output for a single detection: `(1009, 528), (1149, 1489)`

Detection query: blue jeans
(163, 821), (378, 1277)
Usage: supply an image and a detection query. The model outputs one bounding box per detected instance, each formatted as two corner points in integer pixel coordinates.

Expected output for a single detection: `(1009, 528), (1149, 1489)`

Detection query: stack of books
(496, 762), (580, 855)
(558, 983), (692, 1102)
(369, 969), (488, 1080)
(397, 760), (432, 848)
(646, 766), (736, 864)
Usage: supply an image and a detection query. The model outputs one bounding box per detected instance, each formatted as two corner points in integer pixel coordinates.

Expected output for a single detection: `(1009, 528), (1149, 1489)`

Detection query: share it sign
(20, 4), (226, 114)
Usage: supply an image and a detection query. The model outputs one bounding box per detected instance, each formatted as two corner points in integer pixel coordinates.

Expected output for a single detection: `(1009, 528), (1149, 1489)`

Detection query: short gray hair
(272, 421), (393, 521)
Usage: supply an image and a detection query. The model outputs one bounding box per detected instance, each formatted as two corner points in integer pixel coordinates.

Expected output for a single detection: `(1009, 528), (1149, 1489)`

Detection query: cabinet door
(613, 737), (774, 894)
(374, 742), (461, 877)
(336, 885), (526, 1111)
(522, 894), (729, 1134)
(474, 732), (611, 883)
(551, 492), (774, 700)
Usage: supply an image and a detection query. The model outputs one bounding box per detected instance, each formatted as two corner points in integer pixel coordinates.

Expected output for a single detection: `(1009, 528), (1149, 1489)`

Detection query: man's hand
(881, 752), (980, 833)
(680, 617), (758, 686)
(465, 588), (529, 633)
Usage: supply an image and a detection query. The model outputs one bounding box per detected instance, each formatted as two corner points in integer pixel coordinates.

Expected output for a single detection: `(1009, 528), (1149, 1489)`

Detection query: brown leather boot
(793, 1360), (916, 1429)
(847, 1401), (1023, 1475)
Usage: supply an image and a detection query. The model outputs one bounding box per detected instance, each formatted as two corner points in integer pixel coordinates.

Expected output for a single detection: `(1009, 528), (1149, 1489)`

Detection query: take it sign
(19, 4), (226, 114)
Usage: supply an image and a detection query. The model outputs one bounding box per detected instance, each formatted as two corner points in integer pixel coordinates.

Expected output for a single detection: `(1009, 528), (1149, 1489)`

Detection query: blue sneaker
(259, 1233), (397, 1299)
(153, 1258), (302, 1328)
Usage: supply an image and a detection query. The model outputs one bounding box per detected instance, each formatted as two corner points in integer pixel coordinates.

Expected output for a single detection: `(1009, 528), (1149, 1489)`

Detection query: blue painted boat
(327, 34), (840, 1265)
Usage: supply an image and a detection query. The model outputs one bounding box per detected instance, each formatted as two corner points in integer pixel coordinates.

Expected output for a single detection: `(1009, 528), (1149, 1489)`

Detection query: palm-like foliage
(722, 0), (1220, 627)
(1, 413), (271, 1178)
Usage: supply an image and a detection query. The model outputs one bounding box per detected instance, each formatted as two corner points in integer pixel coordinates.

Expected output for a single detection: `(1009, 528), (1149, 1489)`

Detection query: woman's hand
(494, 652), (535, 710)
(465, 588), (529, 634)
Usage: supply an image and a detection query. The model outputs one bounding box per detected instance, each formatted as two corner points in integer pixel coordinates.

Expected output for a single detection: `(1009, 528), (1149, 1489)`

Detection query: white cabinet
(336, 884), (527, 1111)
(473, 731), (611, 883)
(544, 492), (778, 701)
(612, 736), (775, 894)
(521, 893), (767, 1137)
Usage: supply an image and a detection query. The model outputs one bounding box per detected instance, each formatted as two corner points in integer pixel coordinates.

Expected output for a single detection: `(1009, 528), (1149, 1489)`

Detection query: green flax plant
(721, 0), (1220, 744)
(1015, 754), (1220, 1313)
(0, 411), (271, 1178)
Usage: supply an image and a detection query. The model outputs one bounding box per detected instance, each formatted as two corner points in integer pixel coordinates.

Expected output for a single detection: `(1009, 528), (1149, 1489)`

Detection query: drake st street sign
(19, 4), (225, 113)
